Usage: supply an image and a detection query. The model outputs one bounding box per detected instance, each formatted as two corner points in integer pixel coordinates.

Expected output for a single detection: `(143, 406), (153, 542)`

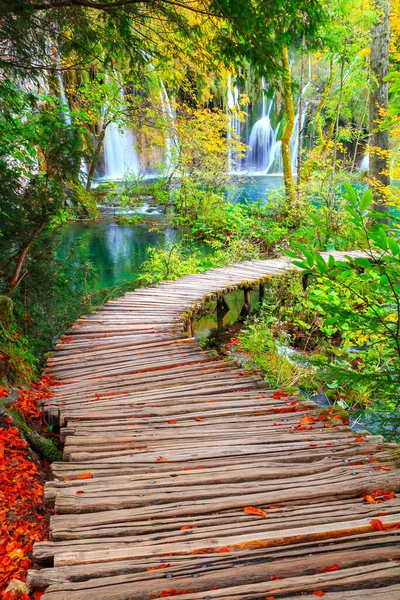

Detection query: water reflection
(58, 216), (181, 290)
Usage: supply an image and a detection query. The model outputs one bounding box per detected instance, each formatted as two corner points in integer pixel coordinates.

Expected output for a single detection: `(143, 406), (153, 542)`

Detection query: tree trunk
(9, 224), (44, 292)
(315, 58), (335, 146)
(0, 394), (62, 462)
(296, 41), (305, 194)
(86, 124), (108, 191)
(369, 0), (391, 215)
(281, 46), (296, 205)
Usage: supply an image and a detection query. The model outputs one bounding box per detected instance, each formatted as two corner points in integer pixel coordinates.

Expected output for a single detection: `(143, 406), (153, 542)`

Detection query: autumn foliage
(0, 378), (56, 598)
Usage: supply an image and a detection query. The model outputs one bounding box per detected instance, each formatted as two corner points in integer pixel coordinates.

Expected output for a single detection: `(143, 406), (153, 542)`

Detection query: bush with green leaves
(286, 184), (400, 439)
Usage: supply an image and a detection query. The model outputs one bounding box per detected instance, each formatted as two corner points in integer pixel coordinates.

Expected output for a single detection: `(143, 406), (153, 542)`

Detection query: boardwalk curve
(29, 256), (400, 599)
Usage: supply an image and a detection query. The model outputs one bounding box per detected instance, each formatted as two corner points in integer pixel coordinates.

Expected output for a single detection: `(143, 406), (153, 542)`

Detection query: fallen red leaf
(362, 490), (396, 504)
(370, 519), (385, 531)
(371, 518), (400, 531)
(157, 457), (168, 462)
(322, 564), (339, 572)
(244, 506), (267, 518)
(300, 415), (317, 425)
(312, 592), (325, 597)
(354, 437), (365, 442)
(65, 472), (92, 481)
(147, 563), (170, 571)
(168, 420), (177, 425)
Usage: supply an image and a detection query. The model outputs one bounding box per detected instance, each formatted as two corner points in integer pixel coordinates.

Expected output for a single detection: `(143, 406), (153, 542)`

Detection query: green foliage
(172, 181), (295, 252)
(239, 313), (302, 390)
(287, 184), (400, 439)
(138, 236), (262, 286)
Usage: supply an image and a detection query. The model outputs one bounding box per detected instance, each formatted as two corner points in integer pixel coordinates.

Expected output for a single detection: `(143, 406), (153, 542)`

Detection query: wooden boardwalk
(29, 257), (400, 599)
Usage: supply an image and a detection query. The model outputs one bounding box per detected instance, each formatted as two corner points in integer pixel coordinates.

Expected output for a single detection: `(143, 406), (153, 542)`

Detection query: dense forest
(0, 0), (400, 595)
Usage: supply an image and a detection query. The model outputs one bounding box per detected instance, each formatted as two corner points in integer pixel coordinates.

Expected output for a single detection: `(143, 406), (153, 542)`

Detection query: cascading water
(246, 116), (278, 172)
(227, 74), (242, 171)
(159, 80), (179, 174)
(103, 87), (140, 180)
(56, 54), (72, 126)
(359, 155), (369, 170)
(245, 83), (280, 173)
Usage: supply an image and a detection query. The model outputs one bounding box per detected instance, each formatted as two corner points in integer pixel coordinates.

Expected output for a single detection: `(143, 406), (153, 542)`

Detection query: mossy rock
(0, 296), (13, 329)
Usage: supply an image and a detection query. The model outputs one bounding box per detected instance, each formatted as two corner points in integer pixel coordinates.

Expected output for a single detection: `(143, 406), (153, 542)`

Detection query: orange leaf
(244, 506), (267, 518)
(76, 490), (84, 494)
(312, 592), (325, 597)
(218, 547), (230, 552)
(266, 596), (276, 600)
(363, 494), (376, 505)
(76, 472), (92, 480)
(180, 525), (192, 530)
(168, 420), (177, 425)
(370, 519), (385, 531)
(374, 465), (392, 471)
(157, 457), (168, 462)
(300, 415), (317, 425)
(194, 417), (204, 422)
(354, 437), (365, 442)
(147, 563), (170, 571)
(322, 564), (339, 572)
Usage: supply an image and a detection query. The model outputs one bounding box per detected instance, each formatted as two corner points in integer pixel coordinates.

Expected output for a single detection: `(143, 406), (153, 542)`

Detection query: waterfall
(159, 80), (178, 174)
(227, 75), (242, 171)
(246, 116), (279, 172)
(290, 113), (300, 172)
(291, 55), (312, 172)
(245, 89), (280, 173)
(56, 55), (72, 126)
(359, 155), (369, 170)
(103, 87), (140, 180)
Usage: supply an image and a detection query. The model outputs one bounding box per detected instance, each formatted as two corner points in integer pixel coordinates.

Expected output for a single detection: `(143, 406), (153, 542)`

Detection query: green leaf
(388, 237), (399, 256)
(324, 316), (338, 325)
(359, 188), (373, 211)
(354, 257), (372, 268)
(285, 250), (298, 259)
(314, 254), (327, 273)
(343, 183), (358, 207)
(344, 205), (360, 220)
(328, 255), (336, 268)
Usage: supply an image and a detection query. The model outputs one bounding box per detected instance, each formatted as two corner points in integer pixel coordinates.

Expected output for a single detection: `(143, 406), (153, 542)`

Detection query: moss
(0, 296), (13, 329)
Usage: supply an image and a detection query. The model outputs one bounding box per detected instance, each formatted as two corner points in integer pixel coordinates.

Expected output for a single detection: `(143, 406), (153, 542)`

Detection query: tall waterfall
(245, 84), (280, 173)
(359, 154), (369, 170)
(104, 123), (140, 179)
(159, 80), (178, 174)
(103, 87), (140, 180)
(56, 55), (72, 126)
(227, 75), (242, 171)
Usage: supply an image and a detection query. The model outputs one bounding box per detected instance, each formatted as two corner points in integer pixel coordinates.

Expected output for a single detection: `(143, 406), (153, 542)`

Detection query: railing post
(239, 287), (252, 321)
(259, 281), (265, 305)
(217, 295), (229, 331)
